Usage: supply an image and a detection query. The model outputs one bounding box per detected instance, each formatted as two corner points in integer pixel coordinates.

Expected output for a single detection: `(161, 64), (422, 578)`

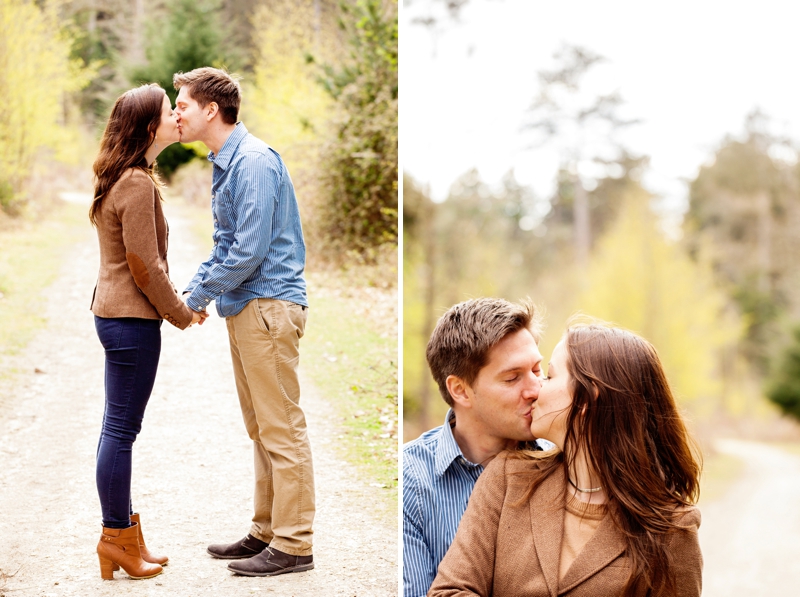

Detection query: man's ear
(446, 375), (473, 409)
(205, 101), (219, 122)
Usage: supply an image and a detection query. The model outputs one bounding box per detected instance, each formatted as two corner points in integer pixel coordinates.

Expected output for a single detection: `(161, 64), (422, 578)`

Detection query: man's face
(174, 87), (205, 144)
(466, 328), (544, 443)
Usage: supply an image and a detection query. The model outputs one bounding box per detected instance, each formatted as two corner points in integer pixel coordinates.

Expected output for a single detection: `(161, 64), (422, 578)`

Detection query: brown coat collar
(529, 465), (626, 596)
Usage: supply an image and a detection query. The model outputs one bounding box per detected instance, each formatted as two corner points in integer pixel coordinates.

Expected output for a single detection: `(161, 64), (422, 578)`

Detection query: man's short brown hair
(173, 67), (241, 125)
(426, 298), (543, 407)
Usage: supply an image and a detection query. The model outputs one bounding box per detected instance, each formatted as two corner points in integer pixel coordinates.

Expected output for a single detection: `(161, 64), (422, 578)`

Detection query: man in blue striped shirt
(174, 68), (314, 578)
(403, 298), (548, 597)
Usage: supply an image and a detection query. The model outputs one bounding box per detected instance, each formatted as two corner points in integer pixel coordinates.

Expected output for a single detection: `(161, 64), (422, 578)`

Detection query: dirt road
(0, 201), (398, 596)
(700, 438), (800, 596)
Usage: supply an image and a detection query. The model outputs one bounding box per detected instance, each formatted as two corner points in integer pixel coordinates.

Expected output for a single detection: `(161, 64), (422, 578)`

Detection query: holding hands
(183, 292), (209, 327)
(190, 309), (209, 327)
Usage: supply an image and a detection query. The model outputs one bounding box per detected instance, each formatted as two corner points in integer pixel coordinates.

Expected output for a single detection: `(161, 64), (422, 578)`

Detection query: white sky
(401, 0), (800, 219)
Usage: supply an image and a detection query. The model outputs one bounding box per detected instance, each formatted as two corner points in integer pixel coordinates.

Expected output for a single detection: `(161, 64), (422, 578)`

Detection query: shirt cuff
(186, 290), (214, 312)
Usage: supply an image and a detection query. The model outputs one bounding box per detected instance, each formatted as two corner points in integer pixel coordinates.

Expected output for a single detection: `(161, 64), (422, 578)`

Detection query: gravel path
(700, 438), (800, 596)
(0, 201), (398, 596)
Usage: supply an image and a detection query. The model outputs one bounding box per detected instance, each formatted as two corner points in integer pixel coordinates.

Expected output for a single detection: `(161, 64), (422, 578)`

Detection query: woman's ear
(580, 383), (599, 416)
(446, 375), (474, 410)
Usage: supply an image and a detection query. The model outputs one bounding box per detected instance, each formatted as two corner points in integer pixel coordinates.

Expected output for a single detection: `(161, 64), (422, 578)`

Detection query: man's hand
(190, 309), (209, 327)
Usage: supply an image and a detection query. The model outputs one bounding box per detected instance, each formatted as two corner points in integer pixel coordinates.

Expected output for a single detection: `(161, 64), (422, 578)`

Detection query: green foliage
(247, 0), (337, 153)
(766, 325), (800, 421)
(684, 117), (800, 374)
(131, 0), (233, 102)
(402, 171), (553, 436)
(403, 161), (752, 434)
(302, 283), (398, 503)
(0, 0), (90, 213)
(402, 177), (438, 432)
(130, 0), (238, 178)
(316, 0), (398, 256)
(577, 184), (740, 411)
(0, 180), (17, 214)
(243, 0), (338, 238)
(545, 153), (650, 265)
(65, 4), (124, 124)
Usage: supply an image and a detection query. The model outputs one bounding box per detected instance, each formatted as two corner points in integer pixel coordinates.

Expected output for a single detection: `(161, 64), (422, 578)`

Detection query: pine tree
(766, 326), (800, 421)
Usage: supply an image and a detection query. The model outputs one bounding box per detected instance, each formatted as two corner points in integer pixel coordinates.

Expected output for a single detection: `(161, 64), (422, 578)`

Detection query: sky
(401, 0), (800, 223)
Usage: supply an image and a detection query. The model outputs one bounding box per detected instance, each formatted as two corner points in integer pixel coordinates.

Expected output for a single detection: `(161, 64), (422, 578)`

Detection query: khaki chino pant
(226, 298), (314, 556)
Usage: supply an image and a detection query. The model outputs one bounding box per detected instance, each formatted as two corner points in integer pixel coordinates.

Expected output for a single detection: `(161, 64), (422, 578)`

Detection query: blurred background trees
(317, 0), (398, 256)
(403, 43), (800, 439)
(0, 0), (92, 214)
(0, 0), (398, 269)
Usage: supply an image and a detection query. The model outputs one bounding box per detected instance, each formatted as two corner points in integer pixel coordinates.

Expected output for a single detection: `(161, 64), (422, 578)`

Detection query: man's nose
(523, 374), (541, 399)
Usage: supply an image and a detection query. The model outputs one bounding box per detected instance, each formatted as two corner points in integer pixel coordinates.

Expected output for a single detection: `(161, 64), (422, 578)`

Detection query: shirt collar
(207, 122), (248, 170)
(434, 409), (481, 477)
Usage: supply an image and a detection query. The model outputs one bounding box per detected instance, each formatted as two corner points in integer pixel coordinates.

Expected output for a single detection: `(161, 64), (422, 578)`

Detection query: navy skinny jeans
(95, 316), (161, 529)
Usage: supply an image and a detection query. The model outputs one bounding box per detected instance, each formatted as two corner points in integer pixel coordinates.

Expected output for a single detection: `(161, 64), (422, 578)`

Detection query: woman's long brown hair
(89, 83), (166, 225)
(516, 322), (701, 597)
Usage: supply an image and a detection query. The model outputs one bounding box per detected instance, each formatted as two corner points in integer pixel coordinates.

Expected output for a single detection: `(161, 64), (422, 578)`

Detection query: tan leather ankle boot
(97, 522), (162, 580)
(130, 513), (169, 565)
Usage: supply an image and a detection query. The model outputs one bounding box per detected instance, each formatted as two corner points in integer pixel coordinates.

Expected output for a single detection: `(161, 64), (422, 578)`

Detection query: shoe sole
(227, 563), (315, 577)
(207, 548), (262, 560)
(127, 569), (163, 580)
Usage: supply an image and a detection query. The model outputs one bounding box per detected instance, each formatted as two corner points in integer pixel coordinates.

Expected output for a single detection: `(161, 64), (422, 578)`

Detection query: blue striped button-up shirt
(402, 410), (485, 597)
(403, 410), (549, 597)
(184, 122), (307, 316)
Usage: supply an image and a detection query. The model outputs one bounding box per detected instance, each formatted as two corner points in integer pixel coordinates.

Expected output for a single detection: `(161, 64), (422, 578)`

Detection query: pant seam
(270, 302), (307, 535)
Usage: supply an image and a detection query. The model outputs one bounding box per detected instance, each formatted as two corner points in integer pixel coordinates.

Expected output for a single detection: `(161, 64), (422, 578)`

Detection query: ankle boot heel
(99, 555), (115, 580)
(97, 523), (162, 580)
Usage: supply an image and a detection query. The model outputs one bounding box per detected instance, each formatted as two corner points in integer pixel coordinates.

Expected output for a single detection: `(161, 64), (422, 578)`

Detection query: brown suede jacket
(429, 452), (702, 597)
(90, 168), (194, 329)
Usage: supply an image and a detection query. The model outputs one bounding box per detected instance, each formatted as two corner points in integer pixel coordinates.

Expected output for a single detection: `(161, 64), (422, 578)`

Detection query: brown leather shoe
(97, 523), (163, 580)
(227, 546), (313, 576)
(130, 513), (168, 565)
(207, 534), (269, 559)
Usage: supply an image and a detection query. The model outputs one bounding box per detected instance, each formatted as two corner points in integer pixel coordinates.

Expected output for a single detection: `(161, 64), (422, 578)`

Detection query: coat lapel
(557, 511), (627, 593)
(530, 467), (566, 597)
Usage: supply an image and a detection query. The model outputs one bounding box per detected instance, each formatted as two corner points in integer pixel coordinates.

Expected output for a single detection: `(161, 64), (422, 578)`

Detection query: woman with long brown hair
(428, 321), (702, 597)
(89, 83), (206, 580)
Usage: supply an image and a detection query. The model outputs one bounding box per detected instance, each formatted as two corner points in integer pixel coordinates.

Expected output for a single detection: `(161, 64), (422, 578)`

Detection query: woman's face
(531, 339), (573, 448)
(153, 93), (181, 146)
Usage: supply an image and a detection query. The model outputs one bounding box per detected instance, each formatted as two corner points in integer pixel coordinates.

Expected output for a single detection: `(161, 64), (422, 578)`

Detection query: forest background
(403, 0), (800, 449)
(0, 0), (398, 491)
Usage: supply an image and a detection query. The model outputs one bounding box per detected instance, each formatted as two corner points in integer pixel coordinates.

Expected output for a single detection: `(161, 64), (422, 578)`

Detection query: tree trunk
(129, 0), (145, 65)
(574, 174), (590, 267)
(755, 191), (771, 294)
(418, 186), (436, 432)
(87, 0), (96, 34)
